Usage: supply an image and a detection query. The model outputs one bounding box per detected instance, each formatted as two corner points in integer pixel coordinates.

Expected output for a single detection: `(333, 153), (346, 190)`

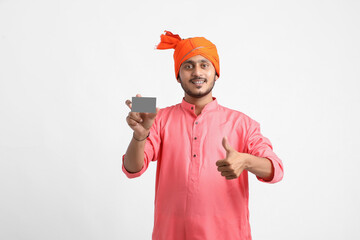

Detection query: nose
(191, 64), (203, 78)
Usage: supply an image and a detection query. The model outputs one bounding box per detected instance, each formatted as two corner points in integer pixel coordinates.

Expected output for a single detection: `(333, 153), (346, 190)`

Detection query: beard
(178, 75), (216, 99)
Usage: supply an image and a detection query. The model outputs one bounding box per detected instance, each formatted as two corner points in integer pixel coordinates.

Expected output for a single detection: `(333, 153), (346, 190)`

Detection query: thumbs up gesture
(216, 137), (250, 180)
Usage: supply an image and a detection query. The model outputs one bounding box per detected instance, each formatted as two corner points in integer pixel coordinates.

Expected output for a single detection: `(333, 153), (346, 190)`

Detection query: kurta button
(195, 122), (198, 124)
(194, 137), (197, 140)
(191, 107), (193, 110)
(193, 154), (196, 157)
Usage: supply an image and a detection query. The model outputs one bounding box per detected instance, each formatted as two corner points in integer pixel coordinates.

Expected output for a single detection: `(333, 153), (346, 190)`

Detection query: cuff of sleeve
(122, 154), (146, 179)
(256, 156), (284, 184)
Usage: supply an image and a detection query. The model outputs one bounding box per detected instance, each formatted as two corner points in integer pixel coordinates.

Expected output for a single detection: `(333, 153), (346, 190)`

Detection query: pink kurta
(122, 97), (284, 240)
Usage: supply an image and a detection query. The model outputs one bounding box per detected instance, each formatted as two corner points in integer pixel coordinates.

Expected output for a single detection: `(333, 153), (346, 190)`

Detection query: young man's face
(177, 55), (219, 99)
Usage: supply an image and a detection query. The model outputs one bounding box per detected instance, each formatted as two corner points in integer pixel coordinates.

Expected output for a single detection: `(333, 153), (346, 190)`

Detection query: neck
(184, 93), (214, 115)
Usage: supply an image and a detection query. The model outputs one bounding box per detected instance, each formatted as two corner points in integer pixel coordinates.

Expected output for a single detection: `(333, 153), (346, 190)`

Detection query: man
(123, 31), (284, 240)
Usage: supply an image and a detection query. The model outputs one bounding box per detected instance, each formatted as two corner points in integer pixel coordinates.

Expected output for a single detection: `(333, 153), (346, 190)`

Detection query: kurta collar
(180, 97), (218, 115)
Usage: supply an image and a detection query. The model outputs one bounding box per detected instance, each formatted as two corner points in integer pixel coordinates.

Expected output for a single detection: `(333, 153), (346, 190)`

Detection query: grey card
(131, 97), (157, 113)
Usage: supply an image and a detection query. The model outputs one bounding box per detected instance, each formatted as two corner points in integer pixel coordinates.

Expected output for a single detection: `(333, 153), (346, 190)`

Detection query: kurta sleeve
(246, 120), (284, 183)
(122, 114), (162, 179)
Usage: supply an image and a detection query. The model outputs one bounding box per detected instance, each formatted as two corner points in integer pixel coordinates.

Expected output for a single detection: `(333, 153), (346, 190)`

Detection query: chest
(159, 113), (247, 159)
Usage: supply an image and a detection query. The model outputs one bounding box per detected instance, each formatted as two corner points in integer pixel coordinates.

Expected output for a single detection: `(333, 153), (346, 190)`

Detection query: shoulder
(154, 102), (182, 123)
(215, 104), (261, 133)
(217, 104), (257, 123)
(157, 102), (180, 115)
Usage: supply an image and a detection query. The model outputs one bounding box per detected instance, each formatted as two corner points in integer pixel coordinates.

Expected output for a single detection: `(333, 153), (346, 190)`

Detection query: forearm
(124, 132), (149, 173)
(245, 154), (274, 181)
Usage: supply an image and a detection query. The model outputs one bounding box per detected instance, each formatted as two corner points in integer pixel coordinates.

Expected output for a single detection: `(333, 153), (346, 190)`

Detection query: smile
(191, 80), (206, 86)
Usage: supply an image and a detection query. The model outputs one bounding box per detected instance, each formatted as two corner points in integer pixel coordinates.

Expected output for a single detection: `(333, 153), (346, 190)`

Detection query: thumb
(147, 107), (160, 120)
(222, 136), (234, 153)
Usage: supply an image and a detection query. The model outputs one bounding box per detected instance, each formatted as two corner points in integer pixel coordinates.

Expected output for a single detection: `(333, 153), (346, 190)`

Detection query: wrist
(133, 131), (150, 141)
(244, 153), (252, 171)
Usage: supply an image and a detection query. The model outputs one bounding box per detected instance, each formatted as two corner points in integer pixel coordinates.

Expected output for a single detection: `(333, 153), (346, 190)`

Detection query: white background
(1, 0), (360, 239)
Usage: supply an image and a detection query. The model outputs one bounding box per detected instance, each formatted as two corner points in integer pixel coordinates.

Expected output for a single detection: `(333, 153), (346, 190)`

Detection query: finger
(225, 175), (237, 180)
(136, 93), (142, 98)
(216, 159), (229, 167)
(126, 116), (139, 127)
(217, 166), (231, 172)
(128, 112), (143, 123)
(146, 107), (160, 119)
(222, 136), (233, 153)
(221, 171), (233, 177)
(125, 100), (132, 109)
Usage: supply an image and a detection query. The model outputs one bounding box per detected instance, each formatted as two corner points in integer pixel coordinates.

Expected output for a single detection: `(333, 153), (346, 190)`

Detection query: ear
(215, 74), (219, 81)
(177, 76), (181, 83)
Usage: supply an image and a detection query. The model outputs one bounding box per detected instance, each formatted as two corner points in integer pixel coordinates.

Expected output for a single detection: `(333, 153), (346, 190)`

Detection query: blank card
(131, 97), (157, 113)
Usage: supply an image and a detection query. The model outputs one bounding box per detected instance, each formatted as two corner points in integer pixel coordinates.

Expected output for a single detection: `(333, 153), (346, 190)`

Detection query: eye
(201, 63), (209, 68)
(184, 64), (193, 69)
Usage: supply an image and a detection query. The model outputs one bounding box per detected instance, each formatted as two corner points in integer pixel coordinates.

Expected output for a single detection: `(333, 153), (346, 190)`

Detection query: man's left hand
(216, 137), (250, 180)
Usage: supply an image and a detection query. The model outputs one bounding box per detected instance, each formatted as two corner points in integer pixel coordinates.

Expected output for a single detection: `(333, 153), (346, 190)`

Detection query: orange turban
(156, 30), (220, 79)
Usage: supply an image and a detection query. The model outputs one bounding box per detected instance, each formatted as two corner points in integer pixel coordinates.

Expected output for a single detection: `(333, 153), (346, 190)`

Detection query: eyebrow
(182, 59), (210, 65)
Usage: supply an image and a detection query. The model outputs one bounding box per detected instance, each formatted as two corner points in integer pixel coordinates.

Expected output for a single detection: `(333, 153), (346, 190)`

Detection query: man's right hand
(125, 94), (160, 140)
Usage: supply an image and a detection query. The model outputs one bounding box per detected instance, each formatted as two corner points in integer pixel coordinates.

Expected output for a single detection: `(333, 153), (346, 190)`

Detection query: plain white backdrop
(1, 0), (359, 239)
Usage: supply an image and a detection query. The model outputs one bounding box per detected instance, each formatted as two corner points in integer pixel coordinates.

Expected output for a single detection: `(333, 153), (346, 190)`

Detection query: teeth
(193, 81), (204, 84)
